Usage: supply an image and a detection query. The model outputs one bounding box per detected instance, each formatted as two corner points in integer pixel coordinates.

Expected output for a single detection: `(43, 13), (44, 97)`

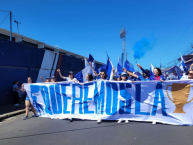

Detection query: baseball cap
(68, 71), (74, 74)
(51, 76), (55, 79)
(121, 72), (127, 76)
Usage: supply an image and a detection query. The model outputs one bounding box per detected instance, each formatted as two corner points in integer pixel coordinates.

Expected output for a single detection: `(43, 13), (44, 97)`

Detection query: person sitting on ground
(136, 64), (163, 81)
(57, 69), (78, 82)
(13, 80), (21, 106)
(40, 77), (50, 82)
(22, 77), (37, 120)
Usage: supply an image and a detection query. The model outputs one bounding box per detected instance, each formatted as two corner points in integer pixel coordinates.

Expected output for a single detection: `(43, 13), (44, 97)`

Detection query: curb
(0, 109), (27, 122)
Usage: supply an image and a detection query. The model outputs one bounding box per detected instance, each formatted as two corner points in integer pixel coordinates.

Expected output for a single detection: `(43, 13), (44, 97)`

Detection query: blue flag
(98, 64), (107, 72)
(150, 63), (154, 76)
(75, 64), (95, 83)
(124, 60), (135, 72)
(84, 58), (89, 68)
(106, 53), (114, 80)
(117, 57), (123, 74)
(179, 54), (186, 72)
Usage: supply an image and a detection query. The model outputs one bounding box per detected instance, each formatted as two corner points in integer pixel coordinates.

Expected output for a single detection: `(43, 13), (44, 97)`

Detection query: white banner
(24, 80), (193, 125)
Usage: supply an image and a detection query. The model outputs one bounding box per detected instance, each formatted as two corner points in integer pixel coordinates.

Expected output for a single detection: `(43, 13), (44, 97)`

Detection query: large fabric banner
(24, 80), (193, 125)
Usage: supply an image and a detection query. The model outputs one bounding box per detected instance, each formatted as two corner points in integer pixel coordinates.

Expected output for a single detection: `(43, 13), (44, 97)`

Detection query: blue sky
(1, 0), (193, 71)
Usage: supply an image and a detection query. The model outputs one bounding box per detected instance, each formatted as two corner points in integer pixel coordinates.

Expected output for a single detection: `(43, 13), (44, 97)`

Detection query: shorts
(25, 95), (30, 101)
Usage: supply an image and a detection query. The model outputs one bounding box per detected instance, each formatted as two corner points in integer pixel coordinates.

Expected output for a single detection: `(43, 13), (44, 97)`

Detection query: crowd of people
(12, 62), (193, 122)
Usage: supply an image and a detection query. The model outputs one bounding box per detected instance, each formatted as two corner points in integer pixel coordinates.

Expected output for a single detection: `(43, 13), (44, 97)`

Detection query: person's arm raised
(40, 77), (45, 82)
(89, 61), (98, 77)
(112, 68), (117, 80)
(136, 64), (150, 77)
(190, 63), (193, 70)
(57, 69), (66, 79)
(126, 71), (138, 78)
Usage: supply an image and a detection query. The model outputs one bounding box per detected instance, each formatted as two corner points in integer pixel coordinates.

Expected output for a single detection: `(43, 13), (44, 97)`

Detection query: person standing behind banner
(40, 77), (50, 82)
(117, 72), (130, 124)
(97, 71), (107, 80)
(120, 72), (131, 82)
(122, 68), (136, 81)
(22, 77), (37, 120)
(50, 76), (56, 82)
(84, 73), (94, 83)
(13, 80), (21, 106)
(180, 70), (193, 80)
(57, 69), (78, 82)
(168, 72), (178, 80)
(111, 68), (119, 81)
(178, 71), (184, 80)
(137, 64), (163, 82)
(126, 70), (150, 81)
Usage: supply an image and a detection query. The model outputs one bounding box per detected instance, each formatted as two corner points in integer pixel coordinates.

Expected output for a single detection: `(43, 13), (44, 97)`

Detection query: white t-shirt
(180, 75), (189, 80)
(65, 77), (78, 82)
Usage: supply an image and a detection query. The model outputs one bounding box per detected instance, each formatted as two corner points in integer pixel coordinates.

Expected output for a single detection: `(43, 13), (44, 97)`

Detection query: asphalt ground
(0, 113), (193, 145)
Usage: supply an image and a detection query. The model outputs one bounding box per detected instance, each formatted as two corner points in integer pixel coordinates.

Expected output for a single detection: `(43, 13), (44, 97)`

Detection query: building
(0, 28), (104, 106)
(177, 54), (193, 70)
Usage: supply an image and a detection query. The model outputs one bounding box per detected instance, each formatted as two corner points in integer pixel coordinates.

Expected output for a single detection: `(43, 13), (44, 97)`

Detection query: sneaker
(152, 121), (156, 125)
(69, 118), (73, 122)
(118, 119), (122, 123)
(31, 114), (38, 118)
(14, 103), (20, 106)
(97, 119), (101, 124)
(125, 120), (129, 124)
(23, 116), (28, 120)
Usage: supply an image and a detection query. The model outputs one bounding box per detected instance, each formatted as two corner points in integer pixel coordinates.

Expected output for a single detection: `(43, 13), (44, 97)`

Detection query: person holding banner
(117, 71), (130, 123)
(22, 77), (37, 120)
(137, 64), (163, 81)
(57, 69), (78, 82)
(180, 69), (193, 80)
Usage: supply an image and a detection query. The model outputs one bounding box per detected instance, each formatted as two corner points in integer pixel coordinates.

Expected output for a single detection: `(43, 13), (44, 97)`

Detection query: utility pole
(10, 11), (12, 41)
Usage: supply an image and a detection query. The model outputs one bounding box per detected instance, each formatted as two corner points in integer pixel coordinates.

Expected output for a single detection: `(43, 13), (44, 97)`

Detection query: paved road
(0, 113), (193, 145)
